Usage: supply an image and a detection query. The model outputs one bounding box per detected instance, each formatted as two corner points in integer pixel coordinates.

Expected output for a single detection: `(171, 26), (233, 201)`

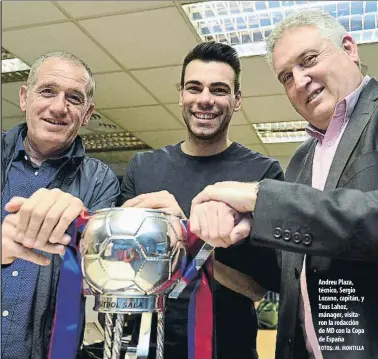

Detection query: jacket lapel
(324, 78), (378, 191)
(294, 140), (318, 186)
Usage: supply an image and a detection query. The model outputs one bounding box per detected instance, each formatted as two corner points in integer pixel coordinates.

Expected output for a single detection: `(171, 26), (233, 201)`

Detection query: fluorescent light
(2, 58), (30, 73)
(253, 121), (309, 143)
(2, 48), (30, 83)
(182, 1), (378, 57)
(82, 132), (150, 152)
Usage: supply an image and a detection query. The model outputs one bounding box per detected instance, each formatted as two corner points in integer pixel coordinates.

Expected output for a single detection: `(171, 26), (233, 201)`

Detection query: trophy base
(94, 294), (165, 313)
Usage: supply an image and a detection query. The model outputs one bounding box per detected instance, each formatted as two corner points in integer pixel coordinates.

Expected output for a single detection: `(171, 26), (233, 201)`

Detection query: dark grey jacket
(1, 123), (120, 359)
(249, 78), (378, 359)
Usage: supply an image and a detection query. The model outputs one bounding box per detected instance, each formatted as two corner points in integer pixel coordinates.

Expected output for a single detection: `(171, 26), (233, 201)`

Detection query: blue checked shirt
(1, 131), (73, 359)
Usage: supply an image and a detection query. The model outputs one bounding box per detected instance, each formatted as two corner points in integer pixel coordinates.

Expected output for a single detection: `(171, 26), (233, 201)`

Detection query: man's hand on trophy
(192, 181), (260, 213)
(2, 213), (67, 266)
(190, 200), (252, 248)
(122, 190), (186, 219)
(122, 191), (186, 247)
(5, 188), (84, 252)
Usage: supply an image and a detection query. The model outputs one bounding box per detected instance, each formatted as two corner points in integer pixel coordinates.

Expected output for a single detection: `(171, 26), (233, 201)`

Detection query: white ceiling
(2, 1), (378, 174)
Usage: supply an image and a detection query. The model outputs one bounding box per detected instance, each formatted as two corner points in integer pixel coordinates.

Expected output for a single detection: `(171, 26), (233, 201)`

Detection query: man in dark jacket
(189, 9), (378, 359)
(1, 52), (120, 359)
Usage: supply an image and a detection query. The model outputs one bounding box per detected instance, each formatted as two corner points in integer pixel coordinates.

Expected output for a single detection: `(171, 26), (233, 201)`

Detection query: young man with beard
(118, 42), (284, 359)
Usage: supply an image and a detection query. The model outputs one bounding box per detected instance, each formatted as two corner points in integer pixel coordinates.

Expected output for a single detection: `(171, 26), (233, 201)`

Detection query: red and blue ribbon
(48, 212), (89, 359)
(182, 221), (214, 359)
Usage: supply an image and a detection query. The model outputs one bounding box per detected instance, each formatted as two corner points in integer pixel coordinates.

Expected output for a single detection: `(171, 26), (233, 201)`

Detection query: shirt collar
(345, 75), (371, 118)
(14, 128), (27, 159)
(14, 129), (76, 163)
(306, 75), (371, 142)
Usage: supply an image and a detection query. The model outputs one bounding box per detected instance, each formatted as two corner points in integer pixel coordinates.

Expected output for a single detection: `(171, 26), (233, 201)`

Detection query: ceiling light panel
(82, 132), (151, 152)
(2, 47), (30, 83)
(182, 1), (378, 57)
(253, 121), (310, 143)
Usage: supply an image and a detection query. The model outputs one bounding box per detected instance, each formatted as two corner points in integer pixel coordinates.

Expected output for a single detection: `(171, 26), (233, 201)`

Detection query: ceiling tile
(2, 82), (24, 105)
(2, 22), (120, 73)
(131, 66), (181, 103)
(86, 111), (123, 133)
(165, 104), (183, 123)
(101, 106), (183, 132)
(240, 56), (284, 97)
(57, 1), (173, 18)
(2, 1), (67, 29)
(94, 72), (157, 108)
(79, 7), (198, 69)
(243, 95), (299, 123)
(232, 111), (249, 125)
(3, 116), (25, 131)
(2, 99), (23, 117)
(228, 125), (260, 145)
(267, 143), (301, 156)
(133, 129), (186, 148)
(359, 43), (378, 78)
(79, 127), (94, 135)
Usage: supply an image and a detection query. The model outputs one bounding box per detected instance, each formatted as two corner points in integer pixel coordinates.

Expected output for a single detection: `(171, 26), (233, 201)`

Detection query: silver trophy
(80, 208), (187, 359)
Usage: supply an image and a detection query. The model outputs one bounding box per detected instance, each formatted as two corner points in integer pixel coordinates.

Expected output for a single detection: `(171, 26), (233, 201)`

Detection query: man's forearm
(252, 179), (378, 262)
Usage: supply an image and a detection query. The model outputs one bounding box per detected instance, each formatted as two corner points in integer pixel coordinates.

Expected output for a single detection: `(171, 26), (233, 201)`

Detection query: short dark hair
(180, 42), (241, 93)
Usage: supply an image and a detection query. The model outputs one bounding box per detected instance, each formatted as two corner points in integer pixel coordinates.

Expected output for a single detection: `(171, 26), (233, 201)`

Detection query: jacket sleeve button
(283, 230), (292, 241)
(273, 227), (283, 239)
(303, 233), (312, 246)
(293, 232), (302, 244)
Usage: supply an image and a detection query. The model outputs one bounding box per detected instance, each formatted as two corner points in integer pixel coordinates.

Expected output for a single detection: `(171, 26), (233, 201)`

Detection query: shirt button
(34, 171), (39, 176)
(12, 271), (19, 277)
(327, 141), (333, 146)
(2, 310), (9, 317)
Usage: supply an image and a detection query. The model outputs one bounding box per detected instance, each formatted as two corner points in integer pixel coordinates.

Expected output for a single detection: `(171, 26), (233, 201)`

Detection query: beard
(182, 110), (232, 141)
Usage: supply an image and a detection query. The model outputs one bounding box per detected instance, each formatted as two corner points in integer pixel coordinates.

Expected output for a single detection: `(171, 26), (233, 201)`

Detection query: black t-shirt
(118, 142), (284, 359)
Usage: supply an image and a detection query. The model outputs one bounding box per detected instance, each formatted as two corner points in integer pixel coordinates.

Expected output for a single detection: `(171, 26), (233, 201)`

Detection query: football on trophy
(80, 208), (186, 296)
